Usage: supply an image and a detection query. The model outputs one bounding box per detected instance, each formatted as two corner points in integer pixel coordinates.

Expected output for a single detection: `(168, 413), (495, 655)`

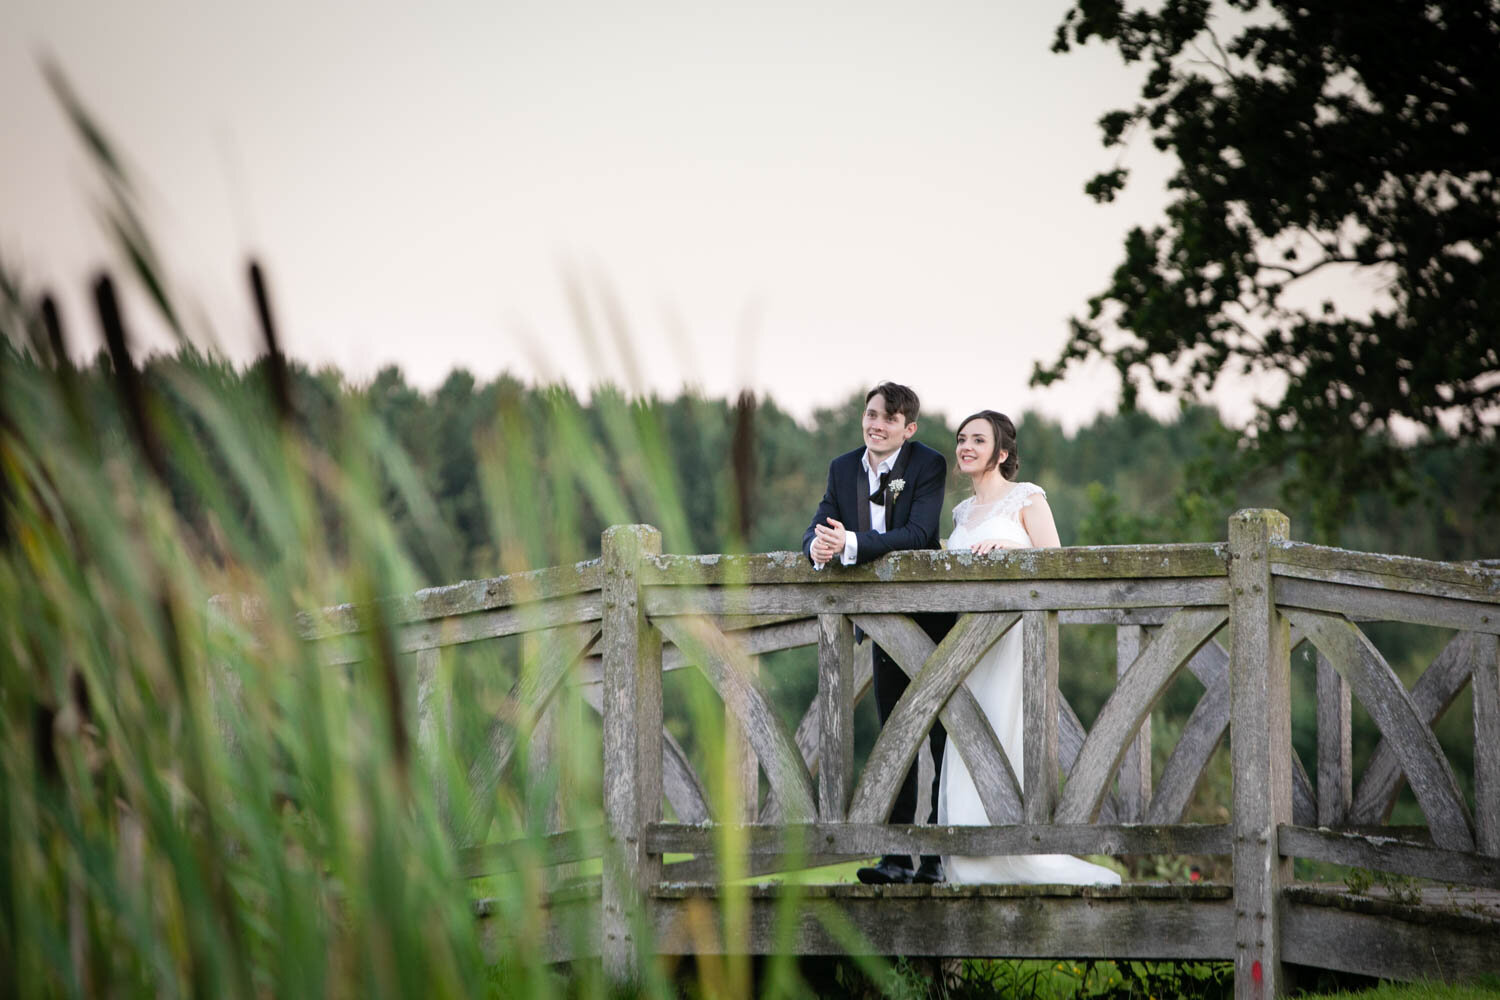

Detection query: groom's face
(862, 394), (917, 461)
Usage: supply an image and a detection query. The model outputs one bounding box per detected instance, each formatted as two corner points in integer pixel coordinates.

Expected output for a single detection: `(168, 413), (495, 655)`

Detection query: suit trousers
(870, 612), (955, 845)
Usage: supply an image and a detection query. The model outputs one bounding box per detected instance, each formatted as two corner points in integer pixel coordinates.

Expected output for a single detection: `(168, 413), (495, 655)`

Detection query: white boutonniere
(887, 478), (906, 499)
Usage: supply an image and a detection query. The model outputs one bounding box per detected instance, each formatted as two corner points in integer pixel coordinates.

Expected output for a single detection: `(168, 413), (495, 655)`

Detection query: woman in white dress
(937, 410), (1122, 886)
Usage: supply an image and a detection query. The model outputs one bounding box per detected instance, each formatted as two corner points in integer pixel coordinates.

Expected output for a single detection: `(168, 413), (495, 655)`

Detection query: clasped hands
(810, 518), (846, 564)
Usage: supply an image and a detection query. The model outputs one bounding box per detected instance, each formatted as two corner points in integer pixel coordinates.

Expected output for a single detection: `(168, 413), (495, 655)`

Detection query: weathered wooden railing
(293, 510), (1500, 996)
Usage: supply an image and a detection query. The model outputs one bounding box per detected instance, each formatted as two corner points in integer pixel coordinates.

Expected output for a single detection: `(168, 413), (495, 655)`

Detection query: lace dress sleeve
(952, 496), (974, 529)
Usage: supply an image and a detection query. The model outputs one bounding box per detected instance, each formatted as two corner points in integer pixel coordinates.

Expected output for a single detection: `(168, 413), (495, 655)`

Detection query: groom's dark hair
(865, 382), (920, 424)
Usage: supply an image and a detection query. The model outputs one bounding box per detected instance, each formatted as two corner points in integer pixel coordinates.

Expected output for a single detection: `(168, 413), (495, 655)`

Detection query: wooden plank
(1227, 509), (1292, 1000)
(459, 826), (606, 878)
(316, 593), (603, 665)
(647, 884), (1235, 961)
(854, 613), (1024, 824)
(1147, 662), (1229, 825)
(1288, 609), (1475, 851)
(600, 525), (663, 982)
(1275, 577), (1500, 635)
(654, 616), (818, 822)
(1271, 541), (1500, 605)
(298, 559), (603, 637)
(1060, 608), (1180, 626)
(760, 647), (873, 824)
(1350, 632), (1477, 824)
(460, 624), (599, 844)
(573, 617), (819, 686)
(1282, 887), (1500, 983)
(1115, 625), (1151, 823)
(644, 543), (1231, 585)
(645, 578), (1228, 617)
(645, 822), (1231, 858)
(848, 613), (1022, 825)
(1023, 611), (1060, 823)
(1055, 608), (1227, 824)
(1277, 826), (1500, 890)
(1475, 633), (1500, 856)
(817, 614), (855, 821)
(1316, 649), (1353, 826)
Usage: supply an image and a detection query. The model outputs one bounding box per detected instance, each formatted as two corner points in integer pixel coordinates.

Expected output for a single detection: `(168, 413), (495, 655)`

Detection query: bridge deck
(482, 881), (1500, 982)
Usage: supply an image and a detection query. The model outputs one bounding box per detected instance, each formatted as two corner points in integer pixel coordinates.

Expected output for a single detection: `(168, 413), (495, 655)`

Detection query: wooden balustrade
(275, 510), (1500, 994)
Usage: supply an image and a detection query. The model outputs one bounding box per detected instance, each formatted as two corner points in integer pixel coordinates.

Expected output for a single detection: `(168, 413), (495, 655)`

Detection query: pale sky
(3, 0), (1212, 429)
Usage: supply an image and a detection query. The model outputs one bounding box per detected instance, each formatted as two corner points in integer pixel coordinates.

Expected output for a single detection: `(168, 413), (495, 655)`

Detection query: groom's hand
(813, 518), (847, 562)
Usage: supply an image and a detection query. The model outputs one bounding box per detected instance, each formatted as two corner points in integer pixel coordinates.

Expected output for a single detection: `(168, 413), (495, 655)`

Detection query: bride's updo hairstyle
(956, 410), (1020, 480)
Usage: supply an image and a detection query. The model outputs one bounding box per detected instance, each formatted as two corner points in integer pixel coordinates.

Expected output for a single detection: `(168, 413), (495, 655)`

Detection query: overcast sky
(2, 0), (1210, 429)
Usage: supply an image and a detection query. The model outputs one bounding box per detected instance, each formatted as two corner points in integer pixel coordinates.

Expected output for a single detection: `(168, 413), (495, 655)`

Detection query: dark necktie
(868, 471), (891, 506)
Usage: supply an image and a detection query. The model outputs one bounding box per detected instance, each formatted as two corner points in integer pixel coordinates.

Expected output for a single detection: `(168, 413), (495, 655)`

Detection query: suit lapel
(885, 443), (914, 528)
(851, 452), (871, 533)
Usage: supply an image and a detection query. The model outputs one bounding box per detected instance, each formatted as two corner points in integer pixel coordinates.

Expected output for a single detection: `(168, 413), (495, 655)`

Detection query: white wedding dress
(937, 484), (1123, 886)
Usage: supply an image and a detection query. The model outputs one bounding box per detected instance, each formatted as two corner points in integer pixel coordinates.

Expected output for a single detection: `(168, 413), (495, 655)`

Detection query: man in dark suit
(803, 382), (951, 884)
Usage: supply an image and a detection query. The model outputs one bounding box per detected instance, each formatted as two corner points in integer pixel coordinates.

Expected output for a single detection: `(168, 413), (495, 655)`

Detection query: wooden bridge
(301, 510), (1500, 997)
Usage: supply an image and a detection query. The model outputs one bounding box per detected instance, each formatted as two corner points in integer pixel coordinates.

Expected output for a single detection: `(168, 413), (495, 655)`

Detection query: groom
(802, 381), (952, 885)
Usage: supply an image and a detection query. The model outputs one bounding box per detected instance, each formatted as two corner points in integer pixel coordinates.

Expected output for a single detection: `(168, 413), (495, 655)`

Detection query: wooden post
(1315, 650), (1352, 827)
(1473, 632), (1500, 856)
(601, 525), (663, 983)
(1116, 624), (1151, 822)
(414, 646), (451, 824)
(817, 614), (855, 820)
(1228, 510), (1292, 999)
(1023, 610), (1060, 823)
(727, 660), (761, 824)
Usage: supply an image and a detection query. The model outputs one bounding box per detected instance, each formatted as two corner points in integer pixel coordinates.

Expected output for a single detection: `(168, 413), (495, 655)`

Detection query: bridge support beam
(1229, 510), (1293, 998)
(601, 525), (664, 985)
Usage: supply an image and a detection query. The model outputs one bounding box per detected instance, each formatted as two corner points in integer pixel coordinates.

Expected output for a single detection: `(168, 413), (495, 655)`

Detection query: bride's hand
(972, 538), (1022, 555)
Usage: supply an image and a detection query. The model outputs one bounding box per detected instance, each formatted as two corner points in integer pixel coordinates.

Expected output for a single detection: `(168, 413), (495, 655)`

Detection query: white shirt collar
(861, 447), (900, 475)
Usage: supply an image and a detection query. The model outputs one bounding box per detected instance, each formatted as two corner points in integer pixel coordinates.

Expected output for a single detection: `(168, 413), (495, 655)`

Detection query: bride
(937, 410), (1122, 886)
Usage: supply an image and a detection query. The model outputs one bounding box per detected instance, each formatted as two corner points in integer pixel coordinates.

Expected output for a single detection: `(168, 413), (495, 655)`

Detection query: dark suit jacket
(802, 440), (946, 565)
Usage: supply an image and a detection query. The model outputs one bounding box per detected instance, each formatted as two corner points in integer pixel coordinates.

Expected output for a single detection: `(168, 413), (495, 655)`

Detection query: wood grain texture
(1275, 577), (1500, 634)
(1278, 826), (1500, 889)
(1227, 509), (1292, 1000)
(575, 617), (819, 686)
(646, 884), (1235, 961)
(644, 543), (1230, 585)
(1115, 625), (1151, 822)
(645, 578), (1228, 617)
(298, 558), (603, 637)
(1281, 887), (1500, 983)
(1316, 650), (1353, 827)
(600, 525), (663, 981)
(1054, 607), (1227, 824)
(653, 616), (818, 822)
(316, 593), (603, 665)
(1023, 611), (1060, 823)
(1270, 541), (1500, 604)
(1350, 631), (1477, 824)
(1473, 633), (1500, 856)
(817, 614), (855, 821)
(848, 613), (1023, 825)
(1288, 609), (1474, 851)
(760, 644), (873, 824)
(645, 822), (1230, 858)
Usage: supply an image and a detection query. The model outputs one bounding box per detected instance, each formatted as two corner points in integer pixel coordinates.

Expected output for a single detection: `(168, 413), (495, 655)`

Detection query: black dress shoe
(912, 858), (945, 884)
(856, 858), (915, 885)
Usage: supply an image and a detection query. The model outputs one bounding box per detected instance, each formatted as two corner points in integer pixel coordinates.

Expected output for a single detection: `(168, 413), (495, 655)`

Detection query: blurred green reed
(0, 70), (907, 1000)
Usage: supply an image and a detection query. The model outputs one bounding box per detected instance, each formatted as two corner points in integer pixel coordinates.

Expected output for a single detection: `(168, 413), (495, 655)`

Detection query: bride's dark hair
(956, 410), (1019, 479)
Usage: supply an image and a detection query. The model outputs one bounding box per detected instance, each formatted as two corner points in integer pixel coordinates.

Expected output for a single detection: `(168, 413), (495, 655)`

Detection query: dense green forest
(14, 345), (1494, 843)
(44, 348), (1492, 578)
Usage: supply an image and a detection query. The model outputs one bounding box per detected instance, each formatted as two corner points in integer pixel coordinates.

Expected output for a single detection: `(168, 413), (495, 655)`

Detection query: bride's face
(956, 419), (1003, 477)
